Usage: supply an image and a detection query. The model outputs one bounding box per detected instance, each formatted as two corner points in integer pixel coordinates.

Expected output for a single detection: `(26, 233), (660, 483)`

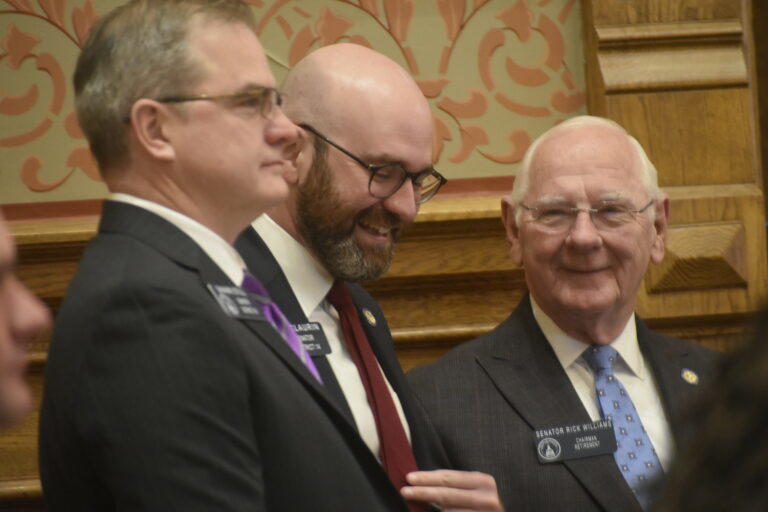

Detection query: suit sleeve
(77, 282), (264, 511)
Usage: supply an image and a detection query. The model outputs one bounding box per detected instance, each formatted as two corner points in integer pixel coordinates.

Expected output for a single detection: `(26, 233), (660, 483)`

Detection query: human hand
(400, 469), (503, 511)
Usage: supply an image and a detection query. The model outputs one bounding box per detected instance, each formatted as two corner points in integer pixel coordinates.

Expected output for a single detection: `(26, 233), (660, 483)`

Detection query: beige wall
(0, 0), (586, 205)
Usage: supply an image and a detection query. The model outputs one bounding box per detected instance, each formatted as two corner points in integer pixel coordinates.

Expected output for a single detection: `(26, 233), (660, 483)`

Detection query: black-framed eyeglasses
(156, 87), (283, 118)
(519, 198), (655, 234)
(300, 124), (447, 204)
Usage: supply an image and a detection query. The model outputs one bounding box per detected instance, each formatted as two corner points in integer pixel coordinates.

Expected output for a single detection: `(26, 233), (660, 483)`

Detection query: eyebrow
(532, 193), (630, 206)
(236, 83), (273, 94)
(533, 195), (568, 206)
(366, 154), (433, 175)
(596, 192), (626, 203)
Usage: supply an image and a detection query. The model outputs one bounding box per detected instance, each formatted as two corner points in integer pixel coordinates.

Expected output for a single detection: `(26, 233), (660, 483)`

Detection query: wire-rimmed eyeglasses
(519, 199), (655, 233)
(300, 124), (447, 205)
(156, 87), (283, 118)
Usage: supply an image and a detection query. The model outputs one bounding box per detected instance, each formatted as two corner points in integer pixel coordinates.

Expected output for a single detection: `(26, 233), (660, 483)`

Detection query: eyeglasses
(300, 124), (447, 204)
(519, 199), (655, 233)
(156, 87), (283, 118)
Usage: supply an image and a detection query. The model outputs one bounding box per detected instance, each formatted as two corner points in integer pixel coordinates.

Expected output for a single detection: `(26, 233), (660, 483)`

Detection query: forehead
(186, 19), (274, 90)
(324, 80), (433, 171)
(528, 126), (645, 200)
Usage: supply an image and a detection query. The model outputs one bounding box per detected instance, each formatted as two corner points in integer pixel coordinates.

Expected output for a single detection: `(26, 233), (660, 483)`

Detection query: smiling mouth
(358, 221), (393, 238)
(564, 267), (608, 274)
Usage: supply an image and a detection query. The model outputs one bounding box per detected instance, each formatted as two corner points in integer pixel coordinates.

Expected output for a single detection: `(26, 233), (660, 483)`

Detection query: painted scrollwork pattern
(1, 0), (585, 204)
(1, 0), (102, 203)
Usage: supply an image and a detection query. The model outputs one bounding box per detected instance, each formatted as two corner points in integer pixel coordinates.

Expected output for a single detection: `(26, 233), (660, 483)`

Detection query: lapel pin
(363, 308), (377, 326)
(681, 368), (699, 385)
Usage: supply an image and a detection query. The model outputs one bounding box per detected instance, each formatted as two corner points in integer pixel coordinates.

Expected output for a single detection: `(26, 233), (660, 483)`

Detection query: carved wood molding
(596, 20), (746, 93)
(647, 221), (747, 293)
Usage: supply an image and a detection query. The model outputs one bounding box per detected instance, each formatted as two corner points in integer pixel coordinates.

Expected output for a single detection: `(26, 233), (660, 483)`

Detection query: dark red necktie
(326, 281), (428, 512)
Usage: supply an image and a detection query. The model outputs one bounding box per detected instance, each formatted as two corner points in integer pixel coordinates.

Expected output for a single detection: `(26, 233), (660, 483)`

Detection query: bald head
(282, 43), (432, 141)
(267, 43), (436, 283)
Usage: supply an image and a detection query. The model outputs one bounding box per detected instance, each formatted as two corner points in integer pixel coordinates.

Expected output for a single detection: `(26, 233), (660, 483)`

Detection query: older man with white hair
(408, 116), (718, 512)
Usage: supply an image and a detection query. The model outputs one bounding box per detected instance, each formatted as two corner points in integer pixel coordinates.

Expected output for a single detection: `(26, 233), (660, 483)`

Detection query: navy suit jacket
(408, 295), (719, 511)
(40, 202), (409, 511)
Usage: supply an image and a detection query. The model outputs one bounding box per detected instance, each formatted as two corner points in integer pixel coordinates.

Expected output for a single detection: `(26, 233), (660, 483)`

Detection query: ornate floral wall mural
(1, 0), (585, 205)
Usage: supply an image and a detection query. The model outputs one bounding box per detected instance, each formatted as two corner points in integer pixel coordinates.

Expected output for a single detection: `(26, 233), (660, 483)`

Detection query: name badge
(533, 419), (616, 463)
(207, 284), (265, 321)
(292, 322), (331, 355)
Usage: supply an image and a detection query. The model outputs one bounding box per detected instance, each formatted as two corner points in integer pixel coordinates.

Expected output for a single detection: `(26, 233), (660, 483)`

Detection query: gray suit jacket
(408, 295), (719, 511)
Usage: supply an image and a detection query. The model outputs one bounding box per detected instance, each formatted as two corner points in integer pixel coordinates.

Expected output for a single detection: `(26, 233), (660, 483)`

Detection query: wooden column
(579, 0), (767, 347)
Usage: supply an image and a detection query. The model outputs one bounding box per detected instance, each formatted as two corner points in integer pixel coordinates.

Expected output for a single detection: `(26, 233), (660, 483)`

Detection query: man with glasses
(40, 2), (434, 510)
(409, 116), (718, 511)
(236, 43), (502, 511)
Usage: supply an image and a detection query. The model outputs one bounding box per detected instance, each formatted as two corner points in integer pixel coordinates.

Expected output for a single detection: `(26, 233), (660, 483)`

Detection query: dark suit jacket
(39, 201), (408, 511)
(407, 295), (719, 512)
(235, 226), (449, 473)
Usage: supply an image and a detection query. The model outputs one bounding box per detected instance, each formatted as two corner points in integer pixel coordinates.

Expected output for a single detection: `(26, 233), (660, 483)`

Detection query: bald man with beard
(235, 44), (502, 511)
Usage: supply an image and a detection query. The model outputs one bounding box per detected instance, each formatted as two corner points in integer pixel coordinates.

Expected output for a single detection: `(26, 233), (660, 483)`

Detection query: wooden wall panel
(590, 0), (739, 25)
(607, 89), (754, 187)
(582, 0), (767, 357)
(744, 0), (767, 192)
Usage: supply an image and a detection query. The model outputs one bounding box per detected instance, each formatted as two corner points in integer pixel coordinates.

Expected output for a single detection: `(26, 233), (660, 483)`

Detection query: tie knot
(326, 281), (352, 311)
(241, 270), (270, 300)
(582, 344), (619, 374)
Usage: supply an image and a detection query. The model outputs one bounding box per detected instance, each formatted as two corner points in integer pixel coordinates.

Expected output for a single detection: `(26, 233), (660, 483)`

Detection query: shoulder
(639, 319), (720, 359)
(407, 316), (513, 388)
(347, 282), (380, 310)
(638, 318), (721, 376)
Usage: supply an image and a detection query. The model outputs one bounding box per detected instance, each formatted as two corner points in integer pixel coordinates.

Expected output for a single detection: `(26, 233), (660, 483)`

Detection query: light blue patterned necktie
(581, 345), (662, 511)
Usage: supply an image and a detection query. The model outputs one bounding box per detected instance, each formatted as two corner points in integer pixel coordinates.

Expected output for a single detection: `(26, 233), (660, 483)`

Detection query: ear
(501, 197), (523, 266)
(650, 193), (670, 265)
(282, 129), (308, 186)
(129, 99), (177, 162)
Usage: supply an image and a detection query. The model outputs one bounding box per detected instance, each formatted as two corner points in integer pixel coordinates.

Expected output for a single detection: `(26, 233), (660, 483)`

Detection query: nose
(566, 210), (603, 250)
(381, 180), (419, 223)
(265, 107), (303, 159)
(10, 278), (51, 350)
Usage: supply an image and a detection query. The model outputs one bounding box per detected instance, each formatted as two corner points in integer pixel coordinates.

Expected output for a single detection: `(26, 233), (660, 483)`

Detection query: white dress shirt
(530, 296), (673, 470)
(252, 214), (411, 459)
(109, 193), (247, 284)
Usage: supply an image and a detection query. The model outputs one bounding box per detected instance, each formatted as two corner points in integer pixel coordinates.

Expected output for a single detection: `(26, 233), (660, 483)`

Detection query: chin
(554, 289), (618, 315)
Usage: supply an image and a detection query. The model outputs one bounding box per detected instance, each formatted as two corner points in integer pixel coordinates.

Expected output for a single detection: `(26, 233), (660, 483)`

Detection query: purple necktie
(241, 271), (322, 384)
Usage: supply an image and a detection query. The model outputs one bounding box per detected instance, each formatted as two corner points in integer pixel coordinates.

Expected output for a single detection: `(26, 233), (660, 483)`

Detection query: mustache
(353, 205), (403, 236)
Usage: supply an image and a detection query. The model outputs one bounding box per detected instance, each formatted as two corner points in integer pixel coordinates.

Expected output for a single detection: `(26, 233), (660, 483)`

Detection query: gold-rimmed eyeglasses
(156, 87), (283, 118)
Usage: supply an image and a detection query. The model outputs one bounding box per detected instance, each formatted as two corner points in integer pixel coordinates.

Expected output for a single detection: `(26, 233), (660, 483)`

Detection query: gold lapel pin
(681, 368), (699, 385)
(363, 308), (377, 326)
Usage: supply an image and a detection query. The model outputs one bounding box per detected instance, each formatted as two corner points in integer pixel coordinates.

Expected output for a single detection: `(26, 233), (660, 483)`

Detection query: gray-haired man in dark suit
(409, 116), (718, 512)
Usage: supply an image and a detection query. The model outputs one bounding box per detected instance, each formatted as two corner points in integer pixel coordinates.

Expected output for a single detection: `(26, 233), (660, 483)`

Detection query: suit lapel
(349, 285), (450, 469)
(476, 297), (642, 512)
(638, 320), (692, 444)
(235, 227), (357, 426)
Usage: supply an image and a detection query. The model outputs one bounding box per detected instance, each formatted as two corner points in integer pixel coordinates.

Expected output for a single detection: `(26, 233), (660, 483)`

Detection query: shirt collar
(109, 193), (247, 285)
(251, 214), (333, 318)
(530, 295), (646, 379)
